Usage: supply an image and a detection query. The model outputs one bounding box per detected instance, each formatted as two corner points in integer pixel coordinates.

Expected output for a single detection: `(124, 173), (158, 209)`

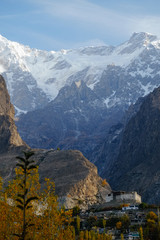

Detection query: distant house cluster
(106, 191), (141, 205)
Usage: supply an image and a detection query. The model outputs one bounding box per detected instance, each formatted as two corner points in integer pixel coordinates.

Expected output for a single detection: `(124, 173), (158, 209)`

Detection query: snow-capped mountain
(1, 32), (160, 114)
(2, 31), (160, 171)
(2, 32), (160, 203)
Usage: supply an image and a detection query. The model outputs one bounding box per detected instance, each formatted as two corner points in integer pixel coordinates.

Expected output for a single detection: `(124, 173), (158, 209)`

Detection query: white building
(106, 191), (141, 205)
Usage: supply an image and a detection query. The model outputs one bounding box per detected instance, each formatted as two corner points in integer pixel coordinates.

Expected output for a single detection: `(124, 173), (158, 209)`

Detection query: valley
(0, 32), (160, 204)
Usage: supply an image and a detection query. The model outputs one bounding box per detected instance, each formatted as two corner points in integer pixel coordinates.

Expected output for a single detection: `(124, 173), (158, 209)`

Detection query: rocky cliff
(105, 87), (160, 204)
(0, 75), (111, 208)
(34, 149), (111, 208)
(0, 75), (24, 152)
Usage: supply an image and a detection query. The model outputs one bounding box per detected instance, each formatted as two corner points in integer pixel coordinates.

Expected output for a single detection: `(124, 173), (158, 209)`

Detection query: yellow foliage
(147, 211), (158, 221)
(79, 231), (84, 240)
(0, 165), (75, 240)
(0, 153), (114, 240)
(120, 233), (124, 240)
(147, 219), (156, 226)
(116, 221), (122, 229)
(101, 179), (108, 187)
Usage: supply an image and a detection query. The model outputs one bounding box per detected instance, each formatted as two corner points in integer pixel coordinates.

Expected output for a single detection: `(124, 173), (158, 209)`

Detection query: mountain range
(105, 86), (160, 204)
(0, 32), (160, 114)
(0, 75), (110, 209)
(12, 32), (160, 163)
(1, 32), (160, 203)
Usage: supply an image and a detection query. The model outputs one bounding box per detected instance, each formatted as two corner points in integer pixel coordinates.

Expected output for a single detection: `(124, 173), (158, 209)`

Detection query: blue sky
(1, 0), (160, 51)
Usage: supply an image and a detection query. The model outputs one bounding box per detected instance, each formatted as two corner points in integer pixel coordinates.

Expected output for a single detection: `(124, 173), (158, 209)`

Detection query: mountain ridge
(0, 32), (160, 113)
(104, 86), (160, 203)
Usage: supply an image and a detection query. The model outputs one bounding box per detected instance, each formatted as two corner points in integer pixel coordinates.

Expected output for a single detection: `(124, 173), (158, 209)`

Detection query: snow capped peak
(1, 32), (160, 113)
(116, 32), (158, 56)
(60, 49), (68, 55)
(0, 34), (9, 43)
(128, 32), (157, 45)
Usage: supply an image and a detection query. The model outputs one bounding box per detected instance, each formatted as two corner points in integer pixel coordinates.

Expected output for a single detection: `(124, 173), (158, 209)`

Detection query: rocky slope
(104, 87), (160, 204)
(34, 149), (111, 209)
(93, 97), (145, 175)
(0, 75), (111, 208)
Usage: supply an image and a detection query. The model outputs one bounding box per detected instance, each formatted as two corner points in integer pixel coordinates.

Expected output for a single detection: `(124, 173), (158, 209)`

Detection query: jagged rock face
(105, 87), (160, 204)
(0, 75), (15, 117)
(0, 75), (24, 151)
(16, 80), (123, 160)
(94, 97), (145, 175)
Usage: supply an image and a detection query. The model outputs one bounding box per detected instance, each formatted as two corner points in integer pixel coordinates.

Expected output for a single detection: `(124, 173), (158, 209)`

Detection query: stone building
(106, 191), (141, 205)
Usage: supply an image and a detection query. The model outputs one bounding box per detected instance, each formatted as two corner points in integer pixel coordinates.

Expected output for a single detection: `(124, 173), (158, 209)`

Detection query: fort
(105, 191), (141, 206)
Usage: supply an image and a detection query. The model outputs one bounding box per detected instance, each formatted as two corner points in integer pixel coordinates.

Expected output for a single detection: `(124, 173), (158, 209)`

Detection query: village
(74, 191), (160, 240)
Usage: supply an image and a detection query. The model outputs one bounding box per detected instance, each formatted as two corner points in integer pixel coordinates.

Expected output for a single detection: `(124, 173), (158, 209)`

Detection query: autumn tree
(0, 151), (113, 240)
(139, 226), (143, 240)
(14, 151), (39, 239)
(116, 221), (122, 230)
(0, 151), (74, 240)
(76, 215), (81, 234)
(147, 211), (158, 222)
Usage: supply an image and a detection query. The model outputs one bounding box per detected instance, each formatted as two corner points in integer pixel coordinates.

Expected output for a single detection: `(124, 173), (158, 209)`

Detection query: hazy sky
(1, 0), (160, 51)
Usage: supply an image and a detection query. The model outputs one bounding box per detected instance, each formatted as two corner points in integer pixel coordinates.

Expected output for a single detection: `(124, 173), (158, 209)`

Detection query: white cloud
(132, 16), (160, 37)
(35, 0), (131, 28)
(29, 0), (160, 38)
(11, 0), (160, 50)
(19, 29), (67, 51)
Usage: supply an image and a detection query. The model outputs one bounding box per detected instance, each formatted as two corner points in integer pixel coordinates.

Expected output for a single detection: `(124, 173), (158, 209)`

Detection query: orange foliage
(116, 221), (122, 230)
(101, 179), (108, 187)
